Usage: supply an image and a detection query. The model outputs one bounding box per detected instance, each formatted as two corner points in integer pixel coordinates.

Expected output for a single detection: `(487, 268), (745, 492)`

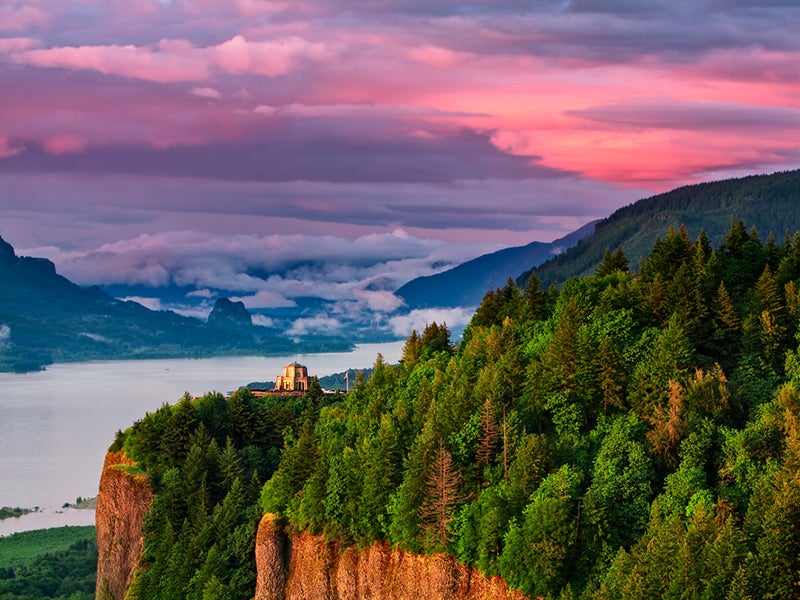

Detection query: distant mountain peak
(395, 221), (597, 309)
(0, 234), (17, 263)
(208, 297), (253, 327)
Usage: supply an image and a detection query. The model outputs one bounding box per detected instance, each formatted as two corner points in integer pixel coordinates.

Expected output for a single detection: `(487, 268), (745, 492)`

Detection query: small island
(0, 506), (39, 520)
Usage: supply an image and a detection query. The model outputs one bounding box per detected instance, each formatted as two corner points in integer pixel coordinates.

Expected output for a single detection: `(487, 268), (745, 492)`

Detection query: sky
(1, 0), (799, 334)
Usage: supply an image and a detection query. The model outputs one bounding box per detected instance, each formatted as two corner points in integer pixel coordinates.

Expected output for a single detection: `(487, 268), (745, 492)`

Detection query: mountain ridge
(0, 236), (350, 372)
(396, 221), (597, 309)
(522, 169), (800, 287)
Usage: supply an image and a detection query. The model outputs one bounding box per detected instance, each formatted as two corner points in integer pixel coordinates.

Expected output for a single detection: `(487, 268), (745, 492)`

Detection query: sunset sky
(1, 1), (799, 329)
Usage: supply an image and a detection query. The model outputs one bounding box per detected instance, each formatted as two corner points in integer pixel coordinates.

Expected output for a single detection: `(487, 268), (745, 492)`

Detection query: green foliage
(117, 388), (303, 600)
(126, 213), (800, 599)
(0, 507), (36, 521)
(523, 169), (800, 288)
(0, 529), (96, 599)
(0, 527), (95, 570)
(499, 465), (582, 597)
(596, 248), (629, 277)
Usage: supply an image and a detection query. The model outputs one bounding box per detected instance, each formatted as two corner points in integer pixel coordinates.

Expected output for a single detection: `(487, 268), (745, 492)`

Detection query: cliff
(96, 483), (527, 600)
(255, 514), (529, 600)
(95, 451), (153, 600)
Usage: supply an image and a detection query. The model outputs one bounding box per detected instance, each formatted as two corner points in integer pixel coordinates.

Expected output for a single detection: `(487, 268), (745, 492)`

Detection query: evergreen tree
(421, 441), (462, 551)
(522, 270), (547, 322)
(596, 247), (629, 277)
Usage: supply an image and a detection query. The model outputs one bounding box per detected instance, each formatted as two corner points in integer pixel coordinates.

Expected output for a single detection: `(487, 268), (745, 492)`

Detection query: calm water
(0, 342), (403, 535)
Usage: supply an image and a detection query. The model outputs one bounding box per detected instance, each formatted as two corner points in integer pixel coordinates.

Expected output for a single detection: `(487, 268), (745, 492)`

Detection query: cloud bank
(33, 229), (496, 338)
(1, 0), (797, 338)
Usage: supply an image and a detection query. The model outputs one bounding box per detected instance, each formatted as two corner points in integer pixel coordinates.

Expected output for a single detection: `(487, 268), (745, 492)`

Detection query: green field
(0, 526), (95, 569)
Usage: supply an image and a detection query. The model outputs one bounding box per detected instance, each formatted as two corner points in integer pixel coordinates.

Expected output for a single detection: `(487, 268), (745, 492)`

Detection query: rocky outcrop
(97, 487), (527, 600)
(256, 514), (529, 600)
(95, 451), (153, 600)
(208, 297), (253, 327)
(256, 513), (289, 600)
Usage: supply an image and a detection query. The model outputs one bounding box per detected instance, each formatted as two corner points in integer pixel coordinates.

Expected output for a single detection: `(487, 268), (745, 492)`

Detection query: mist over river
(0, 342), (403, 535)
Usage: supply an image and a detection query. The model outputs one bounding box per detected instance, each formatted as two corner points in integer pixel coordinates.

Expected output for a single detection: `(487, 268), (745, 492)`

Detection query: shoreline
(0, 506), (96, 537)
(0, 337), (406, 374)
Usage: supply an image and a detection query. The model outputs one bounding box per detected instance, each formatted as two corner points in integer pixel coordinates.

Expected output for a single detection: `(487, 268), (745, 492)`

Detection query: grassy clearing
(114, 463), (146, 477)
(0, 525), (95, 569)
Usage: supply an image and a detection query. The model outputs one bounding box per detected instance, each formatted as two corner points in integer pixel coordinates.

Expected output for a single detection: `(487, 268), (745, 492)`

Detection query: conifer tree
(401, 329), (421, 365)
(598, 337), (625, 415)
(596, 247), (629, 276)
(522, 270), (547, 322)
(476, 399), (499, 481)
(421, 441), (462, 551)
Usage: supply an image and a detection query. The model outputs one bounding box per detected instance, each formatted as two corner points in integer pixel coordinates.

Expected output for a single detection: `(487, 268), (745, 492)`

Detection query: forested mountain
(0, 235), (349, 372)
(396, 221), (597, 309)
(521, 169), (800, 288)
(112, 217), (800, 599)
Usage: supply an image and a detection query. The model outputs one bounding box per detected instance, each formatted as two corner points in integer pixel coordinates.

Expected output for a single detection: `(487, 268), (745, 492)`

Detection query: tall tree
(476, 398), (499, 483)
(421, 441), (463, 551)
(596, 247), (629, 277)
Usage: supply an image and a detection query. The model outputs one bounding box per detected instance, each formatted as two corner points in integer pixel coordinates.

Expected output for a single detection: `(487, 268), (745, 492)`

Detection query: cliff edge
(95, 451), (153, 600)
(255, 514), (529, 600)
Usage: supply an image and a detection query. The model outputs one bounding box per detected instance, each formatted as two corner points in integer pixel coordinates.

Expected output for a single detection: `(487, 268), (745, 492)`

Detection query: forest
(0, 527), (96, 600)
(113, 218), (800, 599)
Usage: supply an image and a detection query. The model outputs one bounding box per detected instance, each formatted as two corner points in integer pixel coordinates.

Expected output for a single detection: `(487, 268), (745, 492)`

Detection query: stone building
(275, 362), (309, 392)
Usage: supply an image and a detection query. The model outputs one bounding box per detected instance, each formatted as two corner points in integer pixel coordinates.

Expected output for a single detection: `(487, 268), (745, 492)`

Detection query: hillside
(396, 221), (597, 309)
(0, 235), (349, 372)
(104, 215), (800, 599)
(520, 169), (800, 288)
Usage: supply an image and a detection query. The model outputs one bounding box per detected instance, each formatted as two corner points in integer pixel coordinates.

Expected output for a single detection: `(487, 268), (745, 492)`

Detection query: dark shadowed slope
(521, 169), (800, 288)
(396, 221), (597, 309)
(0, 236), (348, 372)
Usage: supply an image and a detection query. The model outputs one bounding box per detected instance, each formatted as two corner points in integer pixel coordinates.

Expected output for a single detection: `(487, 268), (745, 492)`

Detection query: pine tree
(522, 270), (547, 322)
(598, 337), (625, 415)
(596, 247), (629, 276)
(401, 329), (421, 365)
(475, 399), (499, 483)
(421, 441), (462, 551)
(646, 380), (687, 470)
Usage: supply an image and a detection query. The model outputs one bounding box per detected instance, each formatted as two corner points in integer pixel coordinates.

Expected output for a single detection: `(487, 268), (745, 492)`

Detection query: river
(0, 342), (403, 535)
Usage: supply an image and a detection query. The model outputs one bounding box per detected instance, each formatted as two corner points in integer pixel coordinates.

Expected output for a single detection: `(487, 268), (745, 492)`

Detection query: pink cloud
(0, 4), (48, 32)
(210, 35), (330, 76)
(0, 1), (797, 196)
(189, 86), (222, 99)
(405, 45), (472, 69)
(0, 37), (40, 52)
(9, 35), (330, 84)
(41, 135), (88, 156)
(0, 136), (25, 158)
(690, 48), (800, 85)
(233, 0), (293, 17)
(492, 110), (800, 190)
(13, 39), (209, 83)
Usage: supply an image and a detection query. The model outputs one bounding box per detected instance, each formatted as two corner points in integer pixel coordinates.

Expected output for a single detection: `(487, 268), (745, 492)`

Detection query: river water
(0, 342), (403, 535)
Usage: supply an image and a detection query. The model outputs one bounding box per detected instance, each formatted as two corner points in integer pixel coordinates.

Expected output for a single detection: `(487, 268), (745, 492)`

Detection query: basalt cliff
(95, 452), (526, 600)
(255, 514), (528, 600)
(95, 451), (153, 600)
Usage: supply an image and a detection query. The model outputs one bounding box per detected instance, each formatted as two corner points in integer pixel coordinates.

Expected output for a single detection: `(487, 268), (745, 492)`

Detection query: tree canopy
(118, 217), (800, 599)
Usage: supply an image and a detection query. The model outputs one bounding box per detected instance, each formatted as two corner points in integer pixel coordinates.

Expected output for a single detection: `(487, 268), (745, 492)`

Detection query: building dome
(275, 362), (309, 391)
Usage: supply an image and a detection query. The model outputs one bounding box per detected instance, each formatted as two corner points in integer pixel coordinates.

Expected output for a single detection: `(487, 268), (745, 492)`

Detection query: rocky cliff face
(95, 451), (153, 600)
(255, 514), (529, 600)
(96, 485), (526, 600)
